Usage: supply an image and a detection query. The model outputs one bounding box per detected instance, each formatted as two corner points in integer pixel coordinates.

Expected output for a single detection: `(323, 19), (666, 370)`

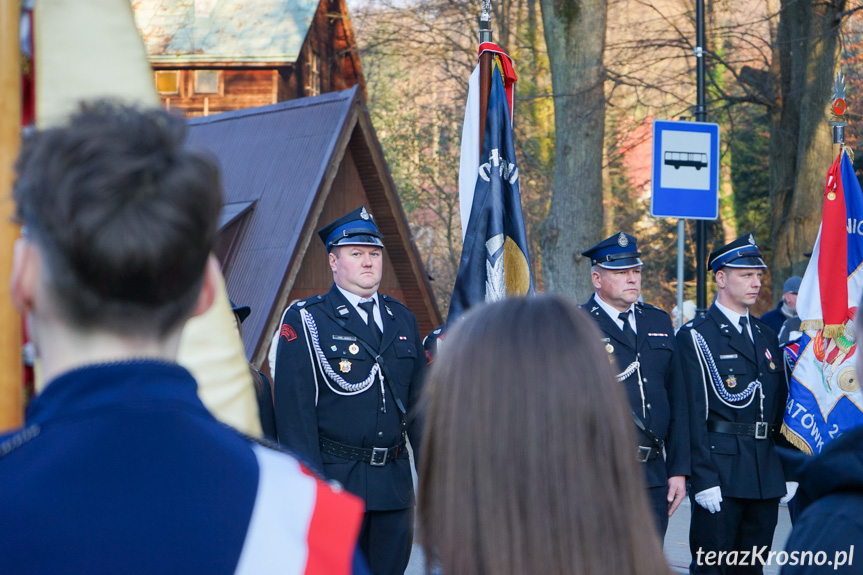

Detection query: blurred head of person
(418, 295), (671, 575)
(11, 102), (223, 380)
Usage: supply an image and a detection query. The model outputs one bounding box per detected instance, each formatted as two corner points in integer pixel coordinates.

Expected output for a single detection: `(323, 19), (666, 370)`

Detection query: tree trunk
(769, 0), (846, 296)
(538, 0), (607, 301)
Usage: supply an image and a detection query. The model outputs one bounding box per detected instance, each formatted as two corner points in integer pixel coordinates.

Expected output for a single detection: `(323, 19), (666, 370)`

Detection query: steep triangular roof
(186, 88), (441, 364)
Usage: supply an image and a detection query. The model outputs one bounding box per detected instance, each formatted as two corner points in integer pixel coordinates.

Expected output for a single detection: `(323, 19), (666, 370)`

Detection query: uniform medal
(726, 375), (737, 388)
(339, 359), (352, 373)
(349, 343), (359, 355)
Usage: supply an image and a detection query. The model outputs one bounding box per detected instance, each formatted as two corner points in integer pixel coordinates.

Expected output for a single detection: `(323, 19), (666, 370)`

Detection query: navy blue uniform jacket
(676, 305), (786, 499)
(783, 425), (863, 574)
(274, 284), (425, 511)
(583, 295), (690, 488)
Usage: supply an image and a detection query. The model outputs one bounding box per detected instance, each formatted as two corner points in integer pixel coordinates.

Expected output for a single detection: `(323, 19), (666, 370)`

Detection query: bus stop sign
(650, 119), (720, 220)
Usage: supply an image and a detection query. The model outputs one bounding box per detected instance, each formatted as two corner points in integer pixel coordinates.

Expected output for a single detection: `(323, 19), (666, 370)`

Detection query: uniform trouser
(359, 507), (413, 575)
(647, 485), (669, 540)
(689, 495), (780, 575)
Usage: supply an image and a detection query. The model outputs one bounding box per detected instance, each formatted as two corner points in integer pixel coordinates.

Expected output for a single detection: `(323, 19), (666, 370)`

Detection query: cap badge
(360, 207), (370, 220)
(748, 234), (755, 245)
(339, 359), (352, 373)
(617, 232), (629, 248)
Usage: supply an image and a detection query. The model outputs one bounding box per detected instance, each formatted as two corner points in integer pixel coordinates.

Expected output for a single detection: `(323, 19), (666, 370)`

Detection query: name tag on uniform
(719, 354), (738, 360)
(332, 335), (357, 341)
(647, 332), (668, 337)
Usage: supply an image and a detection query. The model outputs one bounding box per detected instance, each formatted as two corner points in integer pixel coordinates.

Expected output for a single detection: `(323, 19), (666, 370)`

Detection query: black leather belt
(636, 446), (661, 463)
(708, 420), (778, 440)
(319, 436), (406, 466)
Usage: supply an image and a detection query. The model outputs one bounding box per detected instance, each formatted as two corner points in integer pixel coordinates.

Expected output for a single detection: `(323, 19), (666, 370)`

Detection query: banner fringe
(823, 324), (845, 339)
(800, 320), (824, 331)
(781, 423), (814, 455)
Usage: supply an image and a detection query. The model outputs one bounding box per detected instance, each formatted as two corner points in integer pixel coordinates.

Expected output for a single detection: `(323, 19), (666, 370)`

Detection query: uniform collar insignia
(385, 305), (394, 317)
(337, 305), (349, 316)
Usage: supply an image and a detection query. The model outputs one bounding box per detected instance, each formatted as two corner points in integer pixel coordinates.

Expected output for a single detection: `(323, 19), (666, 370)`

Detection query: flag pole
(0, 0), (24, 432)
(478, 0), (493, 156)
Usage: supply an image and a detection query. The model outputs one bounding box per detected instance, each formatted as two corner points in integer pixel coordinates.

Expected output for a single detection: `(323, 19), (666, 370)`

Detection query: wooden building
(133, 0), (365, 117)
(186, 87), (442, 371)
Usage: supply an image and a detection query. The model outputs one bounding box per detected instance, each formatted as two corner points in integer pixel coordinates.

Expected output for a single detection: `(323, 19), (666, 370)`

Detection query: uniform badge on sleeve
(339, 359), (352, 373)
(280, 324), (297, 342)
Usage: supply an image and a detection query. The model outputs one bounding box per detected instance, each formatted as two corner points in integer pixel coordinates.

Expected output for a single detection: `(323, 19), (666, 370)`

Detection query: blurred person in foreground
(418, 295), (672, 575)
(0, 102), (367, 574)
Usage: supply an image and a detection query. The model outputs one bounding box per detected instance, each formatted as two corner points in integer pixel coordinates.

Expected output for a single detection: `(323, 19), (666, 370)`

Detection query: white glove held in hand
(780, 481), (799, 504)
(695, 486), (723, 514)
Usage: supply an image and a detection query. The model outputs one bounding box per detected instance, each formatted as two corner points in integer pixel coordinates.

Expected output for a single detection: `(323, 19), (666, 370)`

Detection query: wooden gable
(186, 88), (441, 367)
(134, 0), (365, 117)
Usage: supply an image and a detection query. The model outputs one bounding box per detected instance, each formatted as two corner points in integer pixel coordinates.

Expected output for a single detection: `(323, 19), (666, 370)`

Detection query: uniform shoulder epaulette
(380, 293), (408, 309)
(289, 295), (325, 310)
(680, 313), (709, 331)
(638, 302), (668, 315)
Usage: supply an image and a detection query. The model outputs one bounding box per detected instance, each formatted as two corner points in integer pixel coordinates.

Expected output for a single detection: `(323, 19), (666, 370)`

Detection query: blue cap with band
(708, 233), (767, 272)
(581, 232), (643, 269)
(317, 206), (384, 252)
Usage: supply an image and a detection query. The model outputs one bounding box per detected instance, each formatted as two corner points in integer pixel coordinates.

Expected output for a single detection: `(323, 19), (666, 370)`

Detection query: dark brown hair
(13, 101), (222, 336)
(418, 295), (671, 575)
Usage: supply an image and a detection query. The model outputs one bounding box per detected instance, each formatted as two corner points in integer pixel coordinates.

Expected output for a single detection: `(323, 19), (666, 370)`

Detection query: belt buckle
(754, 422), (769, 440)
(370, 447), (388, 466)
(636, 446), (652, 463)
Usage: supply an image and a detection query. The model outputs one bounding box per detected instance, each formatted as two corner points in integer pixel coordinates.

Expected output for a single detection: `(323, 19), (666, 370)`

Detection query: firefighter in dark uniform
(676, 234), (791, 575)
(580, 232), (690, 539)
(274, 206), (425, 575)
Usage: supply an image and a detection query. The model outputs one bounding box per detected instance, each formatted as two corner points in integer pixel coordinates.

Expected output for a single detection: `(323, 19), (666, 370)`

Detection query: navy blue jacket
(759, 300), (790, 335)
(583, 295), (690, 487)
(0, 361), (370, 575)
(274, 284), (425, 511)
(677, 305), (787, 498)
(782, 426), (863, 574)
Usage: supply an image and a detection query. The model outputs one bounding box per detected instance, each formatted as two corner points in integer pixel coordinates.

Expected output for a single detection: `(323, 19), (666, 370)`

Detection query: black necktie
(618, 311), (637, 349)
(739, 316), (755, 350)
(358, 300), (382, 348)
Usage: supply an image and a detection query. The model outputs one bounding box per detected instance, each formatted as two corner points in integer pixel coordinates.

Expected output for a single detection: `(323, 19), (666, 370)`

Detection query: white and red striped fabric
(236, 445), (365, 575)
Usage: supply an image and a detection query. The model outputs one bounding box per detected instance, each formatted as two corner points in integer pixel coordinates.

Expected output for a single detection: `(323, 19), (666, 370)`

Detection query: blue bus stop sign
(651, 119), (720, 220)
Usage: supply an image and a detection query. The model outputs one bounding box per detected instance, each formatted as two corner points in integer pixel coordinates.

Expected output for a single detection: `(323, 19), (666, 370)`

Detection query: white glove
(780, 481), (799, 504)
(695, 486), (723, 514)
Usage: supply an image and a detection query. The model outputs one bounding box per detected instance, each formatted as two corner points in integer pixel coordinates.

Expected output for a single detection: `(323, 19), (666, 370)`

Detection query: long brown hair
(418, 295), (671, 575)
